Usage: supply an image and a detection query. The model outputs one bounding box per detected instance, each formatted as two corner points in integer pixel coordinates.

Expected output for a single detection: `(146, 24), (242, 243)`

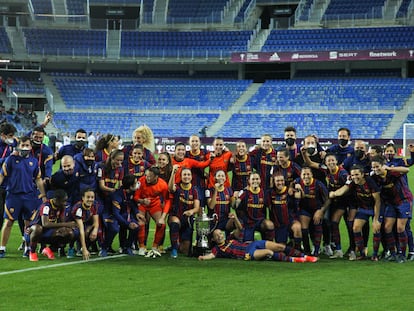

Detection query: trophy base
(192, 246), (212, 257)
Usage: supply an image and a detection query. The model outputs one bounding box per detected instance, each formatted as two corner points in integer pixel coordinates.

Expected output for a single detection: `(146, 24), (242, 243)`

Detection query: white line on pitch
(0, 254), (127, 276)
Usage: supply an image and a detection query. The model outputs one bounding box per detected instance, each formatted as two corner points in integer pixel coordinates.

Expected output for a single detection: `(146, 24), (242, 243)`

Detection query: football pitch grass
(1, 172), (414, 310)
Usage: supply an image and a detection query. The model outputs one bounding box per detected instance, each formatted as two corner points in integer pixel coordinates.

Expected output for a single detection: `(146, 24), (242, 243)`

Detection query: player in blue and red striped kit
(266, 173), (302, 249)
(249, 134), (277, 190)
(110, 174), (145, 257)
(67, 188), (100, 260)
(168, 167), (200, 258)
(235, 172), (274, 242)
(125, 144), (151, 179)
(273, 148), (302, 188)
(371, 156), (413, 262)
(294, 167), (330, 256)
(231, 140), (253, 192)
(198, 228), (318, 263)
(302, 151), (350, 258)
(185, 134), (210, 190)
(330, 165), (382, 261)
(206, 170), (234, 233)
(26, 189), (75, 261)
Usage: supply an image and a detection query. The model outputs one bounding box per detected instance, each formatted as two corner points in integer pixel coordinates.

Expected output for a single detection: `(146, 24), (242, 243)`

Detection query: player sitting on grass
(198, 228), (318, 263)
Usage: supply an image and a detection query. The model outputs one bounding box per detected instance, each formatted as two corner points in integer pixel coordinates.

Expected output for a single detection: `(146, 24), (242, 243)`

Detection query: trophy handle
(209, 213), (218, 233)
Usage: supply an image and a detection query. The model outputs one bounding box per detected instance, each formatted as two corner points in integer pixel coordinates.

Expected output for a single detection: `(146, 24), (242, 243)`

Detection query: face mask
(5, 138), (14, 145)
(75, 139), (86, 148)
(19, 148), (31, 158)
(355, 150), (365, 159)
(307, 145), (316, 155)
(339, 139), (348, 147)
(285, 138), (295, 146)
(84, 159), (94, 167)
(32, 140), (42, 148)
(385, 154), (394, 161)
(63, 168), (74, 175)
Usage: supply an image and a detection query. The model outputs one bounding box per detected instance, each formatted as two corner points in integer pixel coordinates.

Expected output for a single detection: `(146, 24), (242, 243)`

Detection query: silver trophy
(193, 207), (217, 256)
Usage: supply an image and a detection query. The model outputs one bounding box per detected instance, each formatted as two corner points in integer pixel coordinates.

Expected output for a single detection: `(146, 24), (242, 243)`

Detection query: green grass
(1, 168), (414, 310)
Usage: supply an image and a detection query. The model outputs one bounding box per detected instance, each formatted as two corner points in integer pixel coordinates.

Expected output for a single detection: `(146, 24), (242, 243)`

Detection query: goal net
(403, 123), (414, 157)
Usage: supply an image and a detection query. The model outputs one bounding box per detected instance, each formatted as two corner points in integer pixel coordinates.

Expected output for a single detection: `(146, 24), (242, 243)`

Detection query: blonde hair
(133, 125), (155, 152)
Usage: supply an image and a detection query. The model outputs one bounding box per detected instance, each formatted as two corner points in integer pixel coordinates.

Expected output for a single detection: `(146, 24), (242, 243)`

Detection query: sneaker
(356, 255), (367, 261)
(76, 249), (83, 257)
(29, 251), (38, 262)
(17, 240), (25, 251)
(310, 246), (321, 256)
(67, 248), (76, 258)
(41, 247), (55, 260)
(292, 257), (305, 263)
(124, 248), (134, 256)
(323, 245), (333, 257)
(348, 251), (357, 261)
(382, 250), (392, 261)
(371, 255), (379, 262)
(158, 245), (166, 254)
(396, 254), (407, 264)
(329, 250), (344, 259)
(0, 250), (5, 258)
(99, 249), (108, 257)
(22, 248), (30, 258)
(58, 247), (66, 257)
(89, 243), (99, 255)
(138, 247), (147, 256)
(407, 253), (414, 261)
(303, 255), (319, 263)
(151, 248), (161, 257)
(170, 248), (178, 259)
(107, 247), (116, 255)
(385, 254), (397, 262)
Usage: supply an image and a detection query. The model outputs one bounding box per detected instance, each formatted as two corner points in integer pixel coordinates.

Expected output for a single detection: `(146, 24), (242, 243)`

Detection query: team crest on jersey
(28, 161), (34, 166)
(9, 208), (14, 213)
(136, 181), (141, 189)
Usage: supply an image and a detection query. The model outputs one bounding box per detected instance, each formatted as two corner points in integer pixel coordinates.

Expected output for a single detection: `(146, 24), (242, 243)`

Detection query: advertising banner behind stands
(231, 49), (414, 63)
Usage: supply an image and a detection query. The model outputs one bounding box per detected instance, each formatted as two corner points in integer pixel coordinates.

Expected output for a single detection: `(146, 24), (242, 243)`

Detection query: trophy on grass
(193, 206), (217, 257)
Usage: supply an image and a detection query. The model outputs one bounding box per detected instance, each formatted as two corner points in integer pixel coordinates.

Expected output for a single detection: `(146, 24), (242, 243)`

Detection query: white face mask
(5, 138), (14, 145)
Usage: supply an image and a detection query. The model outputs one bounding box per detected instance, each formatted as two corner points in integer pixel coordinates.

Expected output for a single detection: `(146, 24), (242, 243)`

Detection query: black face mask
(339, 139), (348, 147)
(75, 140), (86, 148)
(85, 159), (94, 167)
(307, 147), (316, 155)
(285, 138), (295, 146)
(355, 150), (365, 159)
(63, 169), (74, 176)
(31, 142), (41, 149)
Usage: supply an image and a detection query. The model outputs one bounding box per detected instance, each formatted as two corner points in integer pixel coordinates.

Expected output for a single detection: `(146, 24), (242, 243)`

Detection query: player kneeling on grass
(26, 189), (76, 262)
(198, 229), (318, 263)
(66, 188), (100, 261)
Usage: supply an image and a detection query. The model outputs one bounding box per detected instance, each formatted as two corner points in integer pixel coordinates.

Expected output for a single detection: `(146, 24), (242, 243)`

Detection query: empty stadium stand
(262, 26), (414, 52)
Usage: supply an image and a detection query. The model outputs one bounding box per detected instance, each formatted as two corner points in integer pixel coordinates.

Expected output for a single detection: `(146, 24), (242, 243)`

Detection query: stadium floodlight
(403, 123), (414, 157)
